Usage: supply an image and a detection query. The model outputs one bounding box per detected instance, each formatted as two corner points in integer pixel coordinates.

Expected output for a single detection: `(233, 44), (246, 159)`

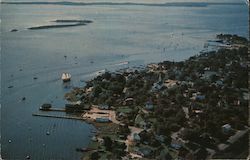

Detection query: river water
(1, 0), (248, 159)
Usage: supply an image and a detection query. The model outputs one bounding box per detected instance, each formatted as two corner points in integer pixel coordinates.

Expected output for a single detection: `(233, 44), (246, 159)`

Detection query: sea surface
(1, 0), (248, 159)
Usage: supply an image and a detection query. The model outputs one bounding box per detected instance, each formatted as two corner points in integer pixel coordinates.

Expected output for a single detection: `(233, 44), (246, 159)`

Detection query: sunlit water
(1, 1), (248, 159)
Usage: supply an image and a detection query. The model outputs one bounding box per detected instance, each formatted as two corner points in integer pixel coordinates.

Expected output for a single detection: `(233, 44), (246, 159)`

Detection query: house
(136, 147), (153, 157)
(170, 135), (187, 150)
(215, 80), (223, 86)
(191, 92), (205, 101)
(135, 114), (147, 129)
(201, 71), (218, 80)
(145, 102), (154, 110)
(123, 97), (134, 106)
(95, 117), (110, 123)
(98, 104), (110, 110)
(131, 133), (141, 141)
(151, 73), (164, 92)
(147, 63), (159, 71)
(118, 112), (127, 119)
(164, 79), (178, 88)
(222, 124), (232, 134)
(151, 82), (163, 92)
(155, 135), (165, 143)
(195, 95), (205, 101)
(65, 103), (89, 113)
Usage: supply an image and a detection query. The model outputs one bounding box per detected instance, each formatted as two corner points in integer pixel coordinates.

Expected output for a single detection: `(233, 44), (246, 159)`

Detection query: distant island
(28, 19), (93, 30)
(61, 34), (248, 160)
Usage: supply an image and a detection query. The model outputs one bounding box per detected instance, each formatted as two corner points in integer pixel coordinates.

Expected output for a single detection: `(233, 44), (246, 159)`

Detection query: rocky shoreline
(65, 34), (248, 160)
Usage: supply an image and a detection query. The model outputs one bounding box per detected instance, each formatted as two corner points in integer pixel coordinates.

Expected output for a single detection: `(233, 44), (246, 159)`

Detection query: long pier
(39, 108), (66, 112)
(32, 113), (87, 121)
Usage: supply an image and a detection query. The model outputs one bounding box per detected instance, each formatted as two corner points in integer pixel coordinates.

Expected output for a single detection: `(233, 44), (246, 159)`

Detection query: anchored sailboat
(61, 73), (71, 82)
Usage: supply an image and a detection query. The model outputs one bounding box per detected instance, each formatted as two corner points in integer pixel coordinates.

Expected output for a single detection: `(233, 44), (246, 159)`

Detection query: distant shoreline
(1, 1), (245, 7)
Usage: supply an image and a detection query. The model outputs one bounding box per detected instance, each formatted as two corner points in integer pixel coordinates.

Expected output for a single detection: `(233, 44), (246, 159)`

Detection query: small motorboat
(75, 147), (94, 152)
(61, 73), (71, 82)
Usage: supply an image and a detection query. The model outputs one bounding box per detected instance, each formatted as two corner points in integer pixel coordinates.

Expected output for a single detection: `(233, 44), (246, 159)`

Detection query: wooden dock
(32, 113), (87, 121)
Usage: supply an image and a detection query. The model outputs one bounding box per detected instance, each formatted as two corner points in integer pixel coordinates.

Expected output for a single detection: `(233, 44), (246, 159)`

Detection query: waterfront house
(95, 117), (110, 123)
(65, 102), (89, 113)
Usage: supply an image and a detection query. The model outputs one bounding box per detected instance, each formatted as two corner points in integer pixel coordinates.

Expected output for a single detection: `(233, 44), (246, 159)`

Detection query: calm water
(1, 1), (248, 159)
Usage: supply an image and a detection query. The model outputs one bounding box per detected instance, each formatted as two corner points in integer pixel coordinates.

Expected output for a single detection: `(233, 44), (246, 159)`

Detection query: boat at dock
(61, 73), (71, 82)
(75, 147), (95, 152)
(39, 104), (52, 111)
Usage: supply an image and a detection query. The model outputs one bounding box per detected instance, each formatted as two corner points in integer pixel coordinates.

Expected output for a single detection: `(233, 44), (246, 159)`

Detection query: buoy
(26, 155), (30, 159)
(46, 131), (50, 135)
(8, 139), (12, 143)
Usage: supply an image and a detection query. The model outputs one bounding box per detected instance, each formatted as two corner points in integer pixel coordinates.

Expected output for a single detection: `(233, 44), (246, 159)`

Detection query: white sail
(62, 73), (71, 82)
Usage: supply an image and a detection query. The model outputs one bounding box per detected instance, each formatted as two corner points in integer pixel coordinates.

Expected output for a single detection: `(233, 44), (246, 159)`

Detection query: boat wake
(112, 61), (129, 66)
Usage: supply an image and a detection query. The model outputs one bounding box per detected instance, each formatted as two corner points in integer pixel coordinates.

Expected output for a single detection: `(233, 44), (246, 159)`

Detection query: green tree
(103, 136), (113, 151)
(93, 85), (102, 97)
(90, 152), (99, 160)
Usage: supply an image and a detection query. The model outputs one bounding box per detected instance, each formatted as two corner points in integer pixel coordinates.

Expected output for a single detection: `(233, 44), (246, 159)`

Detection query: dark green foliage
(103, 136), (113, 151)
(90, 152), (99, 160)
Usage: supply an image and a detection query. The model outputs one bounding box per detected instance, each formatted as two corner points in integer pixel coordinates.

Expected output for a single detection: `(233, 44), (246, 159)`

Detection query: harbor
(1, 0), (248, 159)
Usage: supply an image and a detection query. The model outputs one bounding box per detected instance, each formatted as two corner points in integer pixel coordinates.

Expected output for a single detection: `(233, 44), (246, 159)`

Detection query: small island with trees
(64, 34), (249, 160)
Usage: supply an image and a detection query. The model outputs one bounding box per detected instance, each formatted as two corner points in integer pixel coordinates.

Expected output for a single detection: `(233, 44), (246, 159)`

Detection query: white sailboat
(61, 73), (71, 82)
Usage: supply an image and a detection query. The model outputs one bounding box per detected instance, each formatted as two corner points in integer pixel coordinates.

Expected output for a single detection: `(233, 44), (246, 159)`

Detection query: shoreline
(63, 34), (249, 159)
